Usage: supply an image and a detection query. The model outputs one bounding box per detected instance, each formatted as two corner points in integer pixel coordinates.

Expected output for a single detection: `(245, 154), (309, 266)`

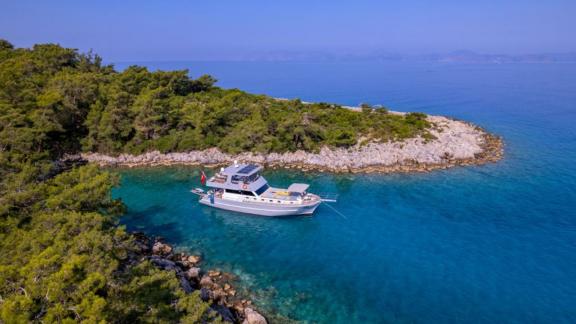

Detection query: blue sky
(1, 0), (574, 61)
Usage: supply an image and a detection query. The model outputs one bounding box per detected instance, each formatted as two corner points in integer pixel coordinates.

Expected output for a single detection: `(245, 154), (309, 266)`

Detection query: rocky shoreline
(131, 233), (268, 324)
(71, 115), (503, 173)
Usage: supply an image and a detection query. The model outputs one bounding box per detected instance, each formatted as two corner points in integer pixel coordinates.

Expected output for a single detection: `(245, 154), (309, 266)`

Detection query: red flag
(200, 171), (206, 185)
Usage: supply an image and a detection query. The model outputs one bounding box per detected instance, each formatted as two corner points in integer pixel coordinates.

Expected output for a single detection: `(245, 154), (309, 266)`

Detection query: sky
(1, 0), (575, 61)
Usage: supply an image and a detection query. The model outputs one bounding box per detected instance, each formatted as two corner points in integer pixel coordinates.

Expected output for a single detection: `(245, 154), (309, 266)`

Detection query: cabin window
(231, 175), (247, 184)
(255, 184), (270, 196)
(225, 189), (255, 196)
(247, 173), (260, 182)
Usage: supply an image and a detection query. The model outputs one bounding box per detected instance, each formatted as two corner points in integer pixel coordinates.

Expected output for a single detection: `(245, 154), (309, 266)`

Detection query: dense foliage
(0, 40), (431, 322)
(80, 75), (431, 154)
(0, 41), (218, 323)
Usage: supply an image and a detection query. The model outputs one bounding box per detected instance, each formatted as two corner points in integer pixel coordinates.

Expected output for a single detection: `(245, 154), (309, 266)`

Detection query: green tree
(0, 39), (14, 51)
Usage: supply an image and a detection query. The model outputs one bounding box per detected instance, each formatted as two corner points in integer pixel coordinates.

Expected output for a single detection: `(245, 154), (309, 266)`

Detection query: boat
(193, 162), (322, 216)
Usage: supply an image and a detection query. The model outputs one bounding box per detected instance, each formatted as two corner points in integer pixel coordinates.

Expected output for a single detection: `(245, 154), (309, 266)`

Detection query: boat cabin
(206, 163), (310, 202)
(207, 163), (266, 191)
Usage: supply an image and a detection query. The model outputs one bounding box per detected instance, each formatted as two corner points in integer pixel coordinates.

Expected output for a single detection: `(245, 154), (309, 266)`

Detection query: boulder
(188, 255), (202, 264)
(212, 288), (227, 300)
(200, 275), (214, 288)
(149, 256), (176, 270)
(242, 308), (267, 324)
(186, 267), (201, 280)
(208, 270), (221, 277)
(152, 242), (173, 256)
(232, 302), (245, 314)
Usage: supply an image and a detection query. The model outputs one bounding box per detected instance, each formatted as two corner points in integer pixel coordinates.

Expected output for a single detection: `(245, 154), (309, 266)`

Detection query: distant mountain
(220, 50), (576, 63)
(418, 51), (576, 63)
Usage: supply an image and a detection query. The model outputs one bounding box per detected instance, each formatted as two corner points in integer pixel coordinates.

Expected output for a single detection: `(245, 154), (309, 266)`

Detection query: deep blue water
(113, 62), (576, 323)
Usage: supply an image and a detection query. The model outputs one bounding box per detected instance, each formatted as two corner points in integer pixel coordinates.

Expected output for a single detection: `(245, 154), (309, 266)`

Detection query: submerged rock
(208, 270), (221, 277)
(243, 308), (267, 324)
(188, 254), (202, 265)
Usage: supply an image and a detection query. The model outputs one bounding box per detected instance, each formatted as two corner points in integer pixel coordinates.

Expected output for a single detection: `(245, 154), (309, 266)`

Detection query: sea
(112, 61), (576, 323)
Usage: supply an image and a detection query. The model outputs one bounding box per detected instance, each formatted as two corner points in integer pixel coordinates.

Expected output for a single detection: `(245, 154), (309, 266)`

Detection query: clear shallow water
(113, 62), (576, 323)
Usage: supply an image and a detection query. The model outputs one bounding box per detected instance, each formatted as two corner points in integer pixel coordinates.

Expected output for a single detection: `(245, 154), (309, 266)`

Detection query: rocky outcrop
(133, 235), (267, 324)
(70, 115), (503, 173)
(152, 241), (173, 255)
(243, 308), (268, 324)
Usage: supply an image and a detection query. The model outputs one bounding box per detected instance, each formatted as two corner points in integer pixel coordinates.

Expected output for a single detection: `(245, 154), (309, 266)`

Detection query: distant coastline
(113, 51), (576, 65)
(71, 114), (503, 173)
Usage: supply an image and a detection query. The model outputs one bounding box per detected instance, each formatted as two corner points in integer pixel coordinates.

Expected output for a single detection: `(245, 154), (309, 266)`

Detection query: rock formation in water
(137, 235), (268, 323)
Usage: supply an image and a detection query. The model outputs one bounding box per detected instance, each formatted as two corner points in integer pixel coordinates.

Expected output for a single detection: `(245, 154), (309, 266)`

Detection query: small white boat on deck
(192, 162), (322, 216)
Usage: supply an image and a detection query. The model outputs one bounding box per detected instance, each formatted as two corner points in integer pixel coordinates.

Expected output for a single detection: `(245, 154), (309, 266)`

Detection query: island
(52, 49), (501, 172)
(0, 40), (502, 323)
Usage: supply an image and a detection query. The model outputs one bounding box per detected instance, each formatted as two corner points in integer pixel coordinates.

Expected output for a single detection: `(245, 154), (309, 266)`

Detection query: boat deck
(261, 187), (301, 201)
(259, 188), (321, 205)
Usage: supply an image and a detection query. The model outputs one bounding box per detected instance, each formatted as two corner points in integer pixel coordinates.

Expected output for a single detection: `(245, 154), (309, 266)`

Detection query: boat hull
(199, 196), (321, 216)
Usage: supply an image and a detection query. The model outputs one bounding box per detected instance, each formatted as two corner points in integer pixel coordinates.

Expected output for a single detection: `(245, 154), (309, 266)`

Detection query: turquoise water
(113, 62), (576, 323)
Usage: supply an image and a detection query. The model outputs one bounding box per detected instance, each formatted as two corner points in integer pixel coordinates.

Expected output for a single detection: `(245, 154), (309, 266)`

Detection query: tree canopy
(0, 40), (219, 323)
